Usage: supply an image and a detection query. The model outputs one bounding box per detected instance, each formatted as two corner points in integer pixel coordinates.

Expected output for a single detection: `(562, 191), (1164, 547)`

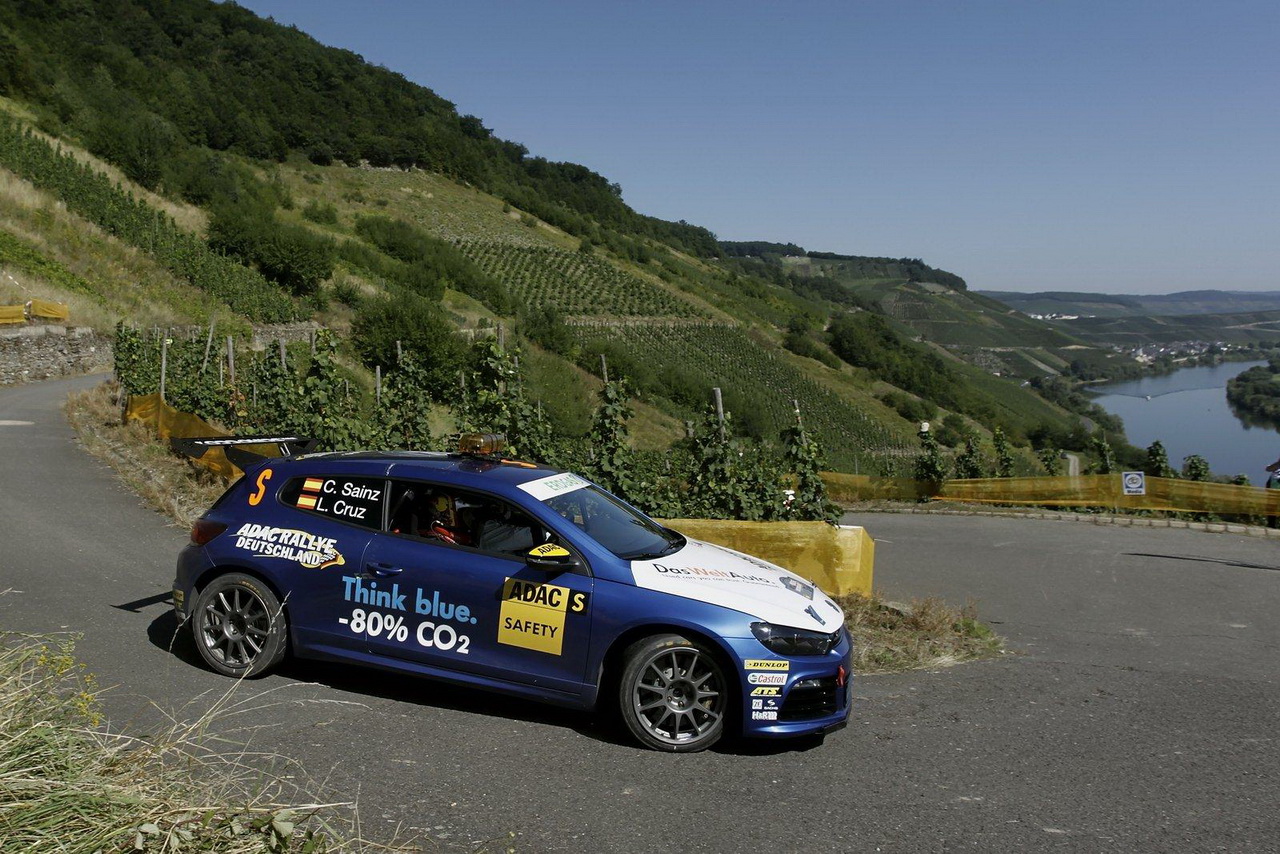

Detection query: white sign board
(1122, 471), (1146, 496)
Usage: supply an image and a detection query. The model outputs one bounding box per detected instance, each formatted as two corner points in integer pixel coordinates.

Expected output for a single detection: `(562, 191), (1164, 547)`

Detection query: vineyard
(457, 241), (706, 319)
(0, 117), (296, 323)
(571, 322), (915, 473)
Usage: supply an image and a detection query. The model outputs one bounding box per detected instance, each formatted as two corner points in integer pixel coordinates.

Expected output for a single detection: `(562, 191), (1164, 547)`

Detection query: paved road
(2, 376), (1278, 852)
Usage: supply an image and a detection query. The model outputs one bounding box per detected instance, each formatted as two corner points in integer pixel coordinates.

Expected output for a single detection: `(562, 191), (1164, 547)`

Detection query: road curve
(2, 376), (1278, 852)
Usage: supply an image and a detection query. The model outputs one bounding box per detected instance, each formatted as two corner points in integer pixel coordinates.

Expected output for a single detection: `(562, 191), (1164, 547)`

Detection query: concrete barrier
(657, 519), (874, 596)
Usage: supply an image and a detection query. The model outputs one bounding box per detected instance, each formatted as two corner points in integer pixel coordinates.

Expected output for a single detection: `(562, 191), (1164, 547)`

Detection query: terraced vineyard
(572, 321), (914, 472)
(458, 241), (705, 318)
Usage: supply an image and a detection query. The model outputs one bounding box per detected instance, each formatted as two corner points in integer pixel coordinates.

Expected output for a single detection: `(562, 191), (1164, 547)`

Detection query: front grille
(779, 676), (839, 721)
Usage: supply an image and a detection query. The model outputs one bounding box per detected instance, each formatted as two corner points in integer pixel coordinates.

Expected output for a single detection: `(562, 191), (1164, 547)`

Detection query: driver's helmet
(427, 493), (474, 545)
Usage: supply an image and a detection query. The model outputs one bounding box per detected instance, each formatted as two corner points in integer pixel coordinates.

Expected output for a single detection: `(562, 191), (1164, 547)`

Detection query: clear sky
(236, 1), (1278, 294)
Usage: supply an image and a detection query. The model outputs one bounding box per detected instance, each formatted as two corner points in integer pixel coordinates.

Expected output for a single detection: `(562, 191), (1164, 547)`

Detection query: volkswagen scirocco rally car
(172, 435), (852, 752)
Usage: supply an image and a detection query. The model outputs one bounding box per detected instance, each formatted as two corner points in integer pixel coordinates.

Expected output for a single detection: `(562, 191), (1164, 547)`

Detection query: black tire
(191, 572), (287, 678)
(618, 633), (728, 752)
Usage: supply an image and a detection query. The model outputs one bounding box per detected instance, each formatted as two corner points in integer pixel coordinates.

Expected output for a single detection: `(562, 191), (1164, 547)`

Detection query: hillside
(981, 289), (1280, 318)
(0, 0), (1109, 477)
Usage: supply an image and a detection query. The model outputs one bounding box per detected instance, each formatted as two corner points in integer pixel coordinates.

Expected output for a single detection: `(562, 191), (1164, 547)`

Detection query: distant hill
(981, 289), (1280, 318)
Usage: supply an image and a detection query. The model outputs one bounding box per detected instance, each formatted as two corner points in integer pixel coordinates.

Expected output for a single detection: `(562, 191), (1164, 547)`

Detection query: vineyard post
(159, 335), (168, 403)
(793, 399), (802, 428)
(226, 336), (235, 384)
(396, 340), (402, 364)
(278, 339), (286, 371)
(712, 387), (725, 440)
(376, 365), (382, 407)
(201, 321), (216, 373)
(600, 354), (609, 384)
(310, 329), (316, 356)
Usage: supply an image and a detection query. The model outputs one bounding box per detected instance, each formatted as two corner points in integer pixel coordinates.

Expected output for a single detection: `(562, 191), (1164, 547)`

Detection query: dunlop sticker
(743, 659), (790, 671)
(497, 577), (589, 655)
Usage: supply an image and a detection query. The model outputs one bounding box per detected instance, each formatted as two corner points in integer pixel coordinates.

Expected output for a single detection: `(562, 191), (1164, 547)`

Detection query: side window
(280, 475), (386, 530)
(387, 480), (553, 557)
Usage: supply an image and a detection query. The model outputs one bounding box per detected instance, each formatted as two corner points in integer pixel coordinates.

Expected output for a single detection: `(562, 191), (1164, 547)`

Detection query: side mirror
(526, 543), (581, 571)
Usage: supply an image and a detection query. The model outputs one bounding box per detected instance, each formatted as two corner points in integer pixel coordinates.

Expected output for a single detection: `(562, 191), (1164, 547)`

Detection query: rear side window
(279, 475), (386, 530)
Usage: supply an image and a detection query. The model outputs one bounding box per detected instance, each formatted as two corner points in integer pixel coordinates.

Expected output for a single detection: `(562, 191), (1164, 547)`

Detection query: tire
(191, 572), (288, 678)
(618, 633), (728, 752)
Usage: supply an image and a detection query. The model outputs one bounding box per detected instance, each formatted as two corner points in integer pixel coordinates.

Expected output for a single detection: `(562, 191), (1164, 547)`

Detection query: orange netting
(0, 305), (24, 325)
(124, 393), (277, 480)
(28, 299), (68, 321)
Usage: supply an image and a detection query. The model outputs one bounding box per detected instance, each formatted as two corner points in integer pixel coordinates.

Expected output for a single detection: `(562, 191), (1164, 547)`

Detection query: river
(1088, 360), (1280, 483)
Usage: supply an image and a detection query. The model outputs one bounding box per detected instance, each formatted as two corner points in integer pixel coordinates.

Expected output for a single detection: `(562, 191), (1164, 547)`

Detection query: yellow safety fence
(658, 519), (874, 596)
(822, 472), (1280, 516)
(0, 300), (70, 324)
(29, 299), (69, 321)
(124, 393), (278, 480)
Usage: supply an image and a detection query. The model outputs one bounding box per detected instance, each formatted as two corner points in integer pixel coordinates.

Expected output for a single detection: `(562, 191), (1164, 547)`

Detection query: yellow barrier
(0, 305), (24, 325)
(124, 393), (277, 480)
(29, 299), (68, 321)
(822, 471), (1280, 516)
(657, 519), (874, 596)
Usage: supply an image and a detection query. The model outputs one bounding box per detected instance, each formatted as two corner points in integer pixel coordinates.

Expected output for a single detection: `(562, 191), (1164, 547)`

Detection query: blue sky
(237, 1), (1278, 294)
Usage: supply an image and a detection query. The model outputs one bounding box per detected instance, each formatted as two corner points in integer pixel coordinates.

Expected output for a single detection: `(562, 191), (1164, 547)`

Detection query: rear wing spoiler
(170, 435), (320, 471)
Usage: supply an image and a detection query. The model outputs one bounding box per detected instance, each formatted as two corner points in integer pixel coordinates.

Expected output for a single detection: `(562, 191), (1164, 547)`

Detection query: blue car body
(173, 451), (852, 744)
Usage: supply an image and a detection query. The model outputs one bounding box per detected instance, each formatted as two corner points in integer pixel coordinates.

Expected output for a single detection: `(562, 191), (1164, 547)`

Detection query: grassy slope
(0, 98), (1087, 467)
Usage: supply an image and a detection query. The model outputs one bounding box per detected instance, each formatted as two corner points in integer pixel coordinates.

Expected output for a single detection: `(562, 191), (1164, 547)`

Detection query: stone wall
(0, 325), (113, 386)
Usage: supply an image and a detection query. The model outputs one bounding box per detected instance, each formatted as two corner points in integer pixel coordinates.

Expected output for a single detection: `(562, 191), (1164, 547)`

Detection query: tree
(1144, 440), (1176, 478)
(914, 428), (949, 485)
(992, 427), (1015, 478)
(1090, 433), (1116, 474)
(953, 437), (987, 479)
(1182, 454), (1211, 482)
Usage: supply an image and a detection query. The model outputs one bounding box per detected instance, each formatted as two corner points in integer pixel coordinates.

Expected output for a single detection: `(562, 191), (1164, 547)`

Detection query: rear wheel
(618, 634), (727, 752)
(192, 573), (287, 678)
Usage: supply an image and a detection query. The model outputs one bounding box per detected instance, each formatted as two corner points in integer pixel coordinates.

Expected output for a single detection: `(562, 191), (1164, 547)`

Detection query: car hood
(629, 537), (845, 633)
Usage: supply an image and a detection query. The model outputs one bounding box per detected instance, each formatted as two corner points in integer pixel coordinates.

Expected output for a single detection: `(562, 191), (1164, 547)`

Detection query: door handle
(365, 562), (404, 578)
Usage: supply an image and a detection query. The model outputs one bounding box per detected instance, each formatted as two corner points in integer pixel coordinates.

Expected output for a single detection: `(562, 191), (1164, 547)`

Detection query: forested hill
(720, 241), (968, 292)
(0, 0), (716, 258)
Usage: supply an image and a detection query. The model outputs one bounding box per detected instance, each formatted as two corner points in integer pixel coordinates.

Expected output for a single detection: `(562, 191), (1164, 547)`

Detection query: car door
(360, 477), (594, 696)
(266, 470), (385, 655)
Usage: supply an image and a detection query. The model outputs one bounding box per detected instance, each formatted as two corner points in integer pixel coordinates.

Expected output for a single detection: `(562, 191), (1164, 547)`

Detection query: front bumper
(724, 632), (854, 739)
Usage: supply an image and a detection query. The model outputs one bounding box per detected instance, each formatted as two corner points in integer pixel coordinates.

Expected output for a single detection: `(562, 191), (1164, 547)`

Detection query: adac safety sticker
(232, 523), (345, 570)
(497, 577), (589, 656)
(744, 659), (789, 671)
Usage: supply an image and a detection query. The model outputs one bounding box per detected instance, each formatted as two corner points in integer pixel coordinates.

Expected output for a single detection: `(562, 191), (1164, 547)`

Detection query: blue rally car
(173, 435), (852, 752)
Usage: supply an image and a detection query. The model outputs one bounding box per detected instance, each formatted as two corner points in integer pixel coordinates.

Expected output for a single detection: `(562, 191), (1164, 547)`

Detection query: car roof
(272, 450), (568, 490)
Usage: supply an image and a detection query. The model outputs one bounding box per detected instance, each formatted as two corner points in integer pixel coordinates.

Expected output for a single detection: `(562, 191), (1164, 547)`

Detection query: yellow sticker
(529, 543), (571, 559)
(751, 686), (781, 696)
(497, 578), (589, 655)
(744, 659), (790, 671)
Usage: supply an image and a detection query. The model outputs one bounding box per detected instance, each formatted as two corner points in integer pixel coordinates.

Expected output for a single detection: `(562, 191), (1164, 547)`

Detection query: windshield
(544, 485), (684, 560)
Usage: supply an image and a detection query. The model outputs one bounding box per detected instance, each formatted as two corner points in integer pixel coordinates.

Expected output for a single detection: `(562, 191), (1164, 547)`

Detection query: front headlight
(751, 622), (841, 656)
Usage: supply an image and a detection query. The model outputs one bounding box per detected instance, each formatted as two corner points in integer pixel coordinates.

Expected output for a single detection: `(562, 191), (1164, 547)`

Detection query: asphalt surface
(2, 375), (1278, 852)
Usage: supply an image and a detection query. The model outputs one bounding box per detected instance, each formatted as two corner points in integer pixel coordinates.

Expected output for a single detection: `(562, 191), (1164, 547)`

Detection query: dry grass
(836, 591), (1006, 673)
(64, 381), (228, 529)
(0, 631), (408, 853)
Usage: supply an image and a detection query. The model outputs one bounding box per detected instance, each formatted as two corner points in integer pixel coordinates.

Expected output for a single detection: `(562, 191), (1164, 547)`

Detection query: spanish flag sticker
(297, 493), (318, 509)
(303, 477), (325, 492)
(529, 543), (571, 559)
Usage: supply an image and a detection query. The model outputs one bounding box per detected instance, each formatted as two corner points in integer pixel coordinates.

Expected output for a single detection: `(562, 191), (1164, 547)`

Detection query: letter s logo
(248, 468), (272, 506)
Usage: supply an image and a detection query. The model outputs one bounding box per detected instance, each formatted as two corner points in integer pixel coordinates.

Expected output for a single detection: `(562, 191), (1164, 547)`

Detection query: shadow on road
(1125, 552), (1280, 572)
(145, 610), (829, 756)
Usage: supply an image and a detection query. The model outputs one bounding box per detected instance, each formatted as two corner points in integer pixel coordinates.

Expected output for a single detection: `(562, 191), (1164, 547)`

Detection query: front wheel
(191, 573), (287, 678)
(618, 634), (728, 752)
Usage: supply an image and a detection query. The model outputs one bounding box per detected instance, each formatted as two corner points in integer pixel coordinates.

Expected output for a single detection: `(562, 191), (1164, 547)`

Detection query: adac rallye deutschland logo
(232, 523), (345, 570)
